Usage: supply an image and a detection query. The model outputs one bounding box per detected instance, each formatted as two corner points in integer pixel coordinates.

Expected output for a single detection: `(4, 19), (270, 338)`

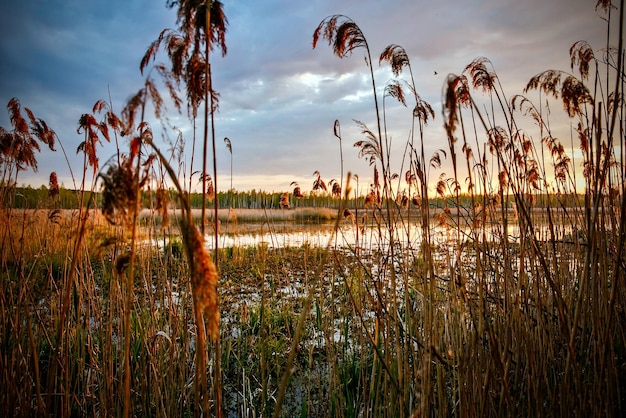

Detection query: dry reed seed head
(577, 123), (590, 155)
(121, 89), (144, 132)
(462, 143), (473, 160)
(528, 164), (542, 189)
(607, 91), (623, 116)
(385, 81), (407, 106)
(47, 208), (62, 225)
(331, 181), (341, 198)
(436, 179), (446, 197)
(115, 253), (132, 276)
(554, 158), (571, 183)
(155, 187), (170, 228)
(333, 21), (365, 57)
(7, 98), (29, 135)
(438, 208), (450, 228)
(430, 150), (445, 169)
(99, 156), (140, 226)
(498, 170), (508, 190)
(444, 75), (471, 118)
(595, 0), (613, 13)
(464, 57), (497, 93)
(488, 127), (507, 154)
(413, 98), (435, 125)
(78, 108), (111, 146)
(28, 116), (56, 152)
(205, 175), (215, 200)
(312, 170), (327, 192)
(525, 70), (562, 97)
(279, 192), (290, 208)
(0, 127), (11, 160)
(2, 99), (55, 172)
(105, 109), (123, 133)
(313, 15), (366, 58)
(379, 44), (410, 77)
(373, 166), (381, 189)
(333, 119), (341, 139)
(186, 222), (220, 341)
(561, 76), (592, 117)
(48, 171), (59, 200)
(401, 194), (409, 209)
(569, 40), (594, 80)
(228, 207), (237, 222)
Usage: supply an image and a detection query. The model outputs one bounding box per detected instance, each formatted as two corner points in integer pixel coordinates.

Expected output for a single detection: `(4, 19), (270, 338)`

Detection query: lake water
(202, 219), (580, 250)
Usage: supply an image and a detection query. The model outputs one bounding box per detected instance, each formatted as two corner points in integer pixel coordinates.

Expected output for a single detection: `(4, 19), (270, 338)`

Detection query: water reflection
(207, 222), (352, 249)
(202, 220), (579, 250)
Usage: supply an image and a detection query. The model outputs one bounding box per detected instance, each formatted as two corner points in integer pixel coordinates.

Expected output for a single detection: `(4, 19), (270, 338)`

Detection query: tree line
(3, 183), (585, 211)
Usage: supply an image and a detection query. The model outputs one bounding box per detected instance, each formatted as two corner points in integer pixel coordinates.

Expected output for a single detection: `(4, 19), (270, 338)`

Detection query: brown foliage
(525, 70), (591, 117)
(464, 57), (497, 93)
(48, 172), (59, 200)
(1, 98), (56, 172)
(385, 80), (407, 106)
(99, 153), (145, 226)
(313, 15), (367, 58)
(379, 44), (410, 77)
(182, 218), (220, 341)
(312, 170), (327, 193)
(330, 179), (341, 198)
(77, 110), (110, 174)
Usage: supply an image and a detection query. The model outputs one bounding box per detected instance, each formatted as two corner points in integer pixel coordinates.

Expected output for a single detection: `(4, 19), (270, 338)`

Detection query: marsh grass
(2, 2), (626, 417)
(1, 187), (624, 417)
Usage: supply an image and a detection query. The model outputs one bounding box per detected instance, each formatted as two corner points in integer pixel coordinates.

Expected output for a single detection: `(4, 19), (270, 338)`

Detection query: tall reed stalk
(2, 2), (625, 417)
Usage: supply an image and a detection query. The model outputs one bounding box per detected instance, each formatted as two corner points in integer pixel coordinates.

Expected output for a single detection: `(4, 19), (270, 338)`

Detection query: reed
(2, 2), (625, 417)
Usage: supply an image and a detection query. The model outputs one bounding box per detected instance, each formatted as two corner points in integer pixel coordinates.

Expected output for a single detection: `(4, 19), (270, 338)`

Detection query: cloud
(0, 0), (609, 194)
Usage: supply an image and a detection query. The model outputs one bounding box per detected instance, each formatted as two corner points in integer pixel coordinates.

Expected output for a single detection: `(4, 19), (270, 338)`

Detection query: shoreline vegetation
(2, 189), (622, 416)
(3, 204), (564, 238)
(2, 1), (625, 417)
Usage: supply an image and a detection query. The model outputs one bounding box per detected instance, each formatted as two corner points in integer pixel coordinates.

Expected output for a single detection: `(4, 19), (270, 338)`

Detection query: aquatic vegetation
(1, 1), (625, 417)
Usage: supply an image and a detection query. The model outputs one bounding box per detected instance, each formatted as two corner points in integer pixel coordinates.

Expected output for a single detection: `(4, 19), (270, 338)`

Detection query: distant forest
(4, 184), (584, 210)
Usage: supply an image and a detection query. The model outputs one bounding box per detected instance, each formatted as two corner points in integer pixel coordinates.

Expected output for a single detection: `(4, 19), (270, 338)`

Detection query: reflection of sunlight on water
(204, 223), (418, 250)
(209, 226), (338, 249)
(200, 221), (578, 250)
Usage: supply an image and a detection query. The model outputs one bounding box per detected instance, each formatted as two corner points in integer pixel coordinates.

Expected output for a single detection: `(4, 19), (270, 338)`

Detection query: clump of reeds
(2, 2), (625, 417)
(306, 3), (626, 417)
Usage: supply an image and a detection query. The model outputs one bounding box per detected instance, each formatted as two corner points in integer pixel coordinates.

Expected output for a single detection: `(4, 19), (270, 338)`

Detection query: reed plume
(329, 179), (341, 198)
(139, 129), (220, 341)
(312, 170), (327, 193)
(181, 215), (220, 340)
(291, 182), (304, 198)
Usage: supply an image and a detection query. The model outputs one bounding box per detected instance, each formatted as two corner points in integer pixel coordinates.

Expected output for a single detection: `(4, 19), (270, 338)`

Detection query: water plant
(1, 1), (625, 417)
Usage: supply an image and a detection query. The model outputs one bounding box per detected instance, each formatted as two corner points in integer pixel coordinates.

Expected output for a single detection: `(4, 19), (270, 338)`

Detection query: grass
(1, 193), (625, 416)
(2, 1), (625, 416)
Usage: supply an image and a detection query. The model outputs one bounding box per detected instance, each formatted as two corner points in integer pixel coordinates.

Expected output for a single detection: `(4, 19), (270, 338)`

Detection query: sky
(0, 0), (614, 196)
